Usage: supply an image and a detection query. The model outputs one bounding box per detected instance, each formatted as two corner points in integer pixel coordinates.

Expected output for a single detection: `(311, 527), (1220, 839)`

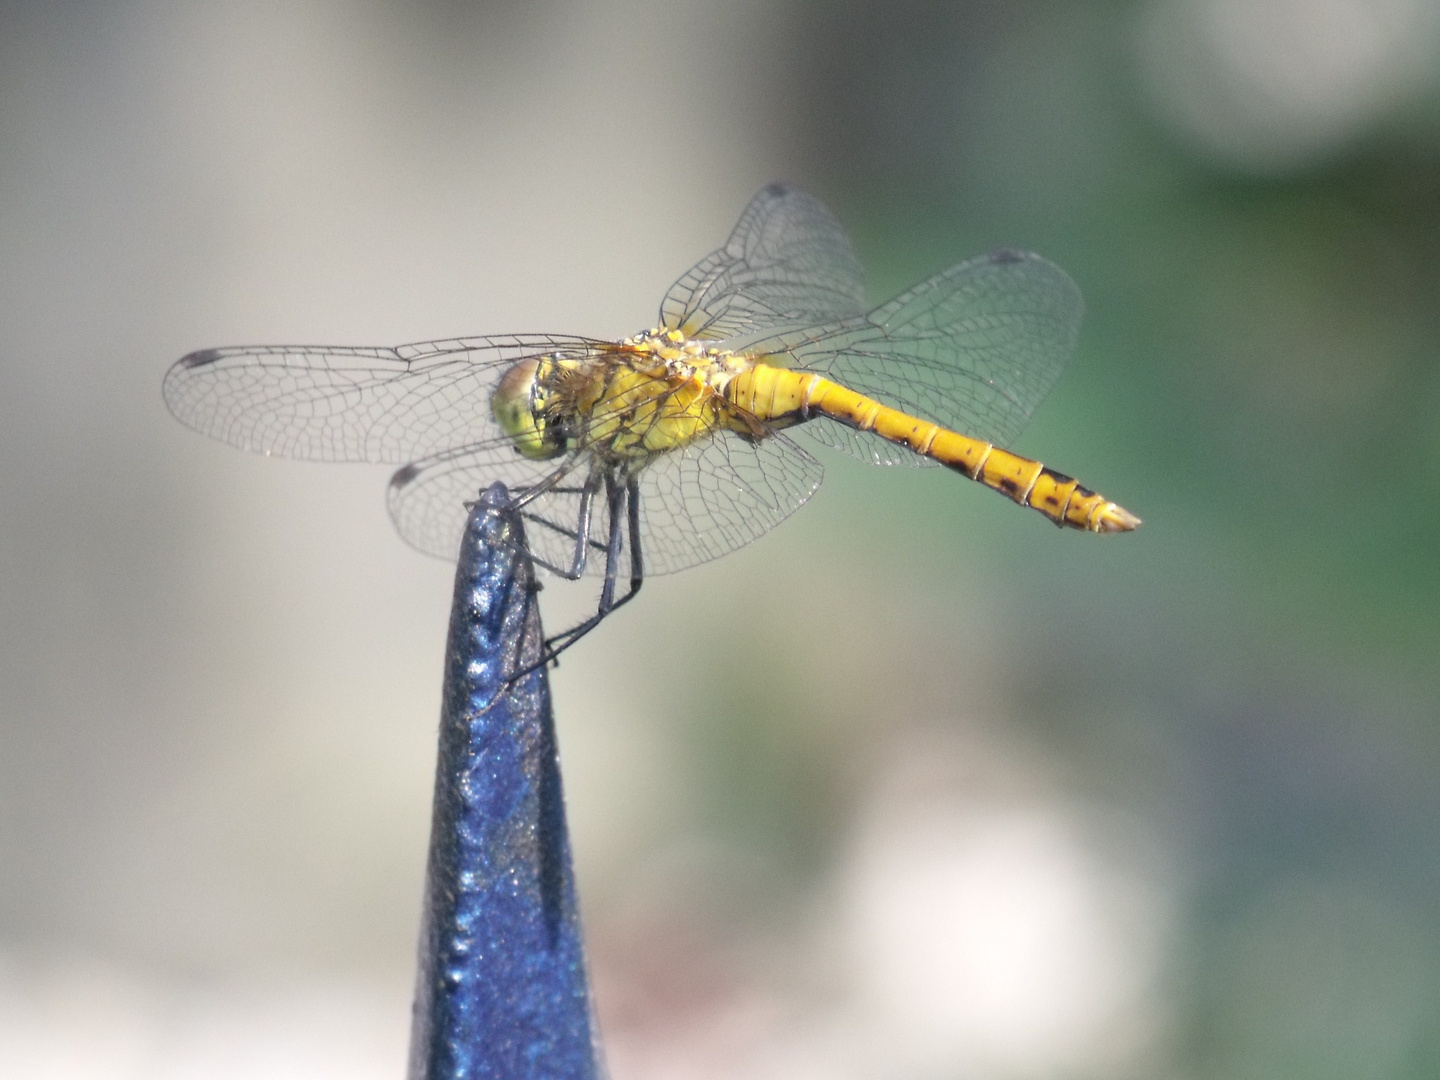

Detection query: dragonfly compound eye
(491, 358), (566, 460)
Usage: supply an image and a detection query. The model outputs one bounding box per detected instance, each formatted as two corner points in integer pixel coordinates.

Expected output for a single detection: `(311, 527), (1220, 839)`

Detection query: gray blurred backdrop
(3, 1), (1440, 1077)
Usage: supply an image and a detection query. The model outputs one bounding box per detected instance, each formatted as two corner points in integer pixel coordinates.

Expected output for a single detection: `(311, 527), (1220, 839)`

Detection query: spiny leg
(521, 467), (604, 581)
(625, 475), (643, 594)
(517, 501), (608, 564)
(509, 458), (583, 509)
(494, 465), (603, 686)
(539, 474), (625, 661)
(539, 473), (645, 664)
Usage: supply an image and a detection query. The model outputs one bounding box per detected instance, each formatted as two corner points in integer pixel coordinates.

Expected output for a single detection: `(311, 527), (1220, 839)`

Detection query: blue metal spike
(408, 482), (603, 1080)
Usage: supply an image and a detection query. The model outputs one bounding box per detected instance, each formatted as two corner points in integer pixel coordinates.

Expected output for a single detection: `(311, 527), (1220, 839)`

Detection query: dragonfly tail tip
(1096, 503), (1142, 533)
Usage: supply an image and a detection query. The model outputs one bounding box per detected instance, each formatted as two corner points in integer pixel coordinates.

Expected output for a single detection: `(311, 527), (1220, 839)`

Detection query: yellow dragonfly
(164, 183), (1138, 658)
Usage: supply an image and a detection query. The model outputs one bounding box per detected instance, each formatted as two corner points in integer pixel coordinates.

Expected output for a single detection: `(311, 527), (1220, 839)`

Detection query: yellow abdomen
(726, 364), (1140, 533)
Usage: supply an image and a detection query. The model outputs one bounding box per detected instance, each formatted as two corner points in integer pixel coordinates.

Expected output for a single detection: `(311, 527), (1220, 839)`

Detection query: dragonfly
(164, 183), (1139, 661)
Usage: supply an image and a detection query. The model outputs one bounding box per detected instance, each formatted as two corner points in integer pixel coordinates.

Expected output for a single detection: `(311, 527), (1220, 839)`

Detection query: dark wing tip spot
(989, 248), (1026, 264)
(180, 348), (224, 368)
(763, 181), (795, 198)
(390, 463), (421, 488)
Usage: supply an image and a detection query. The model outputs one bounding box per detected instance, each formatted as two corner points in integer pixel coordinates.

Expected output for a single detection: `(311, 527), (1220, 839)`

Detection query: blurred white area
(0, 953), (407, 1079)
(1137, 0), (1440, 172)
(594, 725), (1170, 1080)
(839, 751), (1165, 1079)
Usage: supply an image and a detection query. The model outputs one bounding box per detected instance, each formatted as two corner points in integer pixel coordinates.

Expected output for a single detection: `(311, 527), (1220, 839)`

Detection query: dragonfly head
(492, 357), (566, 460)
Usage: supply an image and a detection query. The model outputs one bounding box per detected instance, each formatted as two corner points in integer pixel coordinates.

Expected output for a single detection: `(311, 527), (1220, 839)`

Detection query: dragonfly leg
(516, 475), (609, 570)
(522, 468), (603, 581)
(508, 458), (581, 509)
(538, 474), (645, 665)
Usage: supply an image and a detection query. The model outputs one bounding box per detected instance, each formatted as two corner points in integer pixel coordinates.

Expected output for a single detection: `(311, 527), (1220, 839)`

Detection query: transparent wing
(161, 334), (607, 463)
(739, 249), (1083, 452)
(632, 428), (823, 576)
(386, 430), (823, 574)
(798, 416), (924, 466)
(659, 183), (867, 341)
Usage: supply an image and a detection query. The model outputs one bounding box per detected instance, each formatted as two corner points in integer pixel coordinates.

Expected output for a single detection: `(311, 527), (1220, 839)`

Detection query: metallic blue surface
(408, 483), (602, 1080)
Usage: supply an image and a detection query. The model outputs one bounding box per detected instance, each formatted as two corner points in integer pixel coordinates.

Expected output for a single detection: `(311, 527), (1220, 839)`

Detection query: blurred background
(2, 0), (1439, 1076)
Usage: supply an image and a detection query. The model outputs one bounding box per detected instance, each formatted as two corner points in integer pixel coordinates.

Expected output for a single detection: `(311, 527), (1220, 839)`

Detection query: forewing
(659, 183), (867, 341)
(162, 334), (606, 463)
(742, 250), (1083, 452)
(632, 428), (823, 576)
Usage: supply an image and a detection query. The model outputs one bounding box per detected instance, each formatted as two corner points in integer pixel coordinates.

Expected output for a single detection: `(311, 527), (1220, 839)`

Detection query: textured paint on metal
(408, 482), (602, 1080)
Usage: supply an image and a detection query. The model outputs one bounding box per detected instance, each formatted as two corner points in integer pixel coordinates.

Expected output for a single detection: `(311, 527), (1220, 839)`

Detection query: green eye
(491, 358), (565, 460)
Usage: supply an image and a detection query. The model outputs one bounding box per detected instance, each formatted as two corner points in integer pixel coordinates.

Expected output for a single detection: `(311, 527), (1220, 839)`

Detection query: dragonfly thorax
(623, 327), (743, 378)
(490, 334), (754, 467)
